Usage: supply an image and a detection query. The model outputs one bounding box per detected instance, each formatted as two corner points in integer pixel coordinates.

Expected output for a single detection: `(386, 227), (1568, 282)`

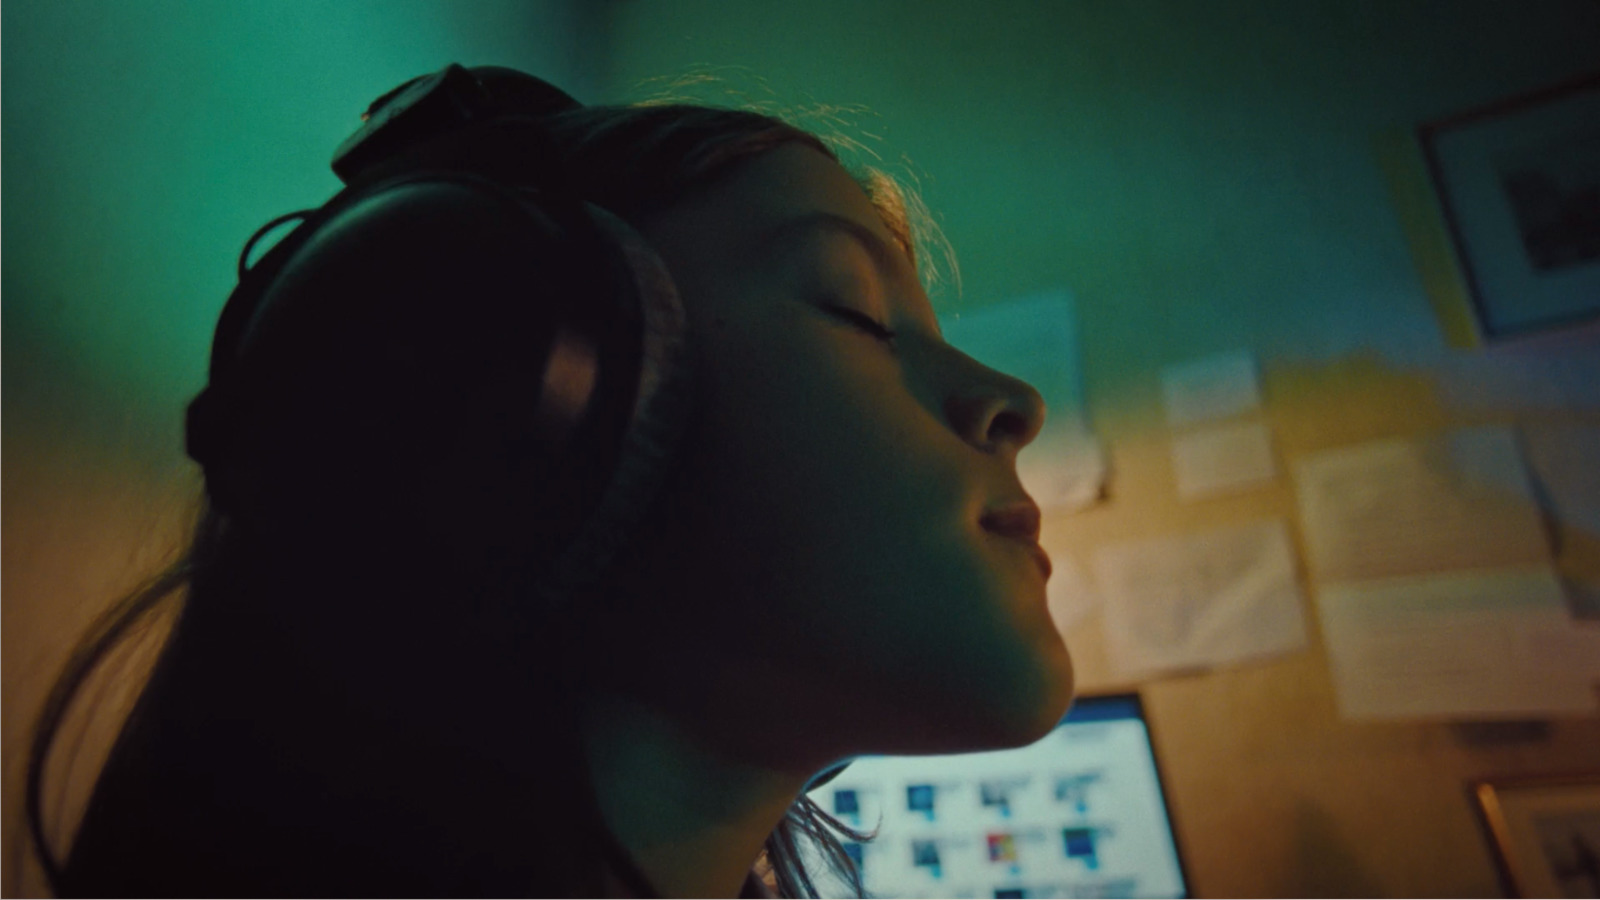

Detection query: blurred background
(5, 1), (1598, 896)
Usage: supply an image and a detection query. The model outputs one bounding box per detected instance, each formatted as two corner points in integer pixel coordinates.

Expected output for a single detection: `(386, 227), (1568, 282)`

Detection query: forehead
(645, 143), (907, 270)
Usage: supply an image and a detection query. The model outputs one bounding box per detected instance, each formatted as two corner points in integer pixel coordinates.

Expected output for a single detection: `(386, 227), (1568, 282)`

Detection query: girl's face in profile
(608, 143), (1074, 763)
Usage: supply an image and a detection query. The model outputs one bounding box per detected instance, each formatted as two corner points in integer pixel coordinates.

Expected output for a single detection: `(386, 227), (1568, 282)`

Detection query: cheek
(674, 317), (1065, 697)
(641, 306), (937, 600)
(684, 310), (960, 564)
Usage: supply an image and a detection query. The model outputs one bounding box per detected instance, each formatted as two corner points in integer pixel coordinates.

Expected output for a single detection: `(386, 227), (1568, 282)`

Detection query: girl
(28, 64), (1074, 898)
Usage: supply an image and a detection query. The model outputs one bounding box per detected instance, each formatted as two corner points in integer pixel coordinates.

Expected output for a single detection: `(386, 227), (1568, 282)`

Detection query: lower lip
(989, 531), (1053, 581)
(1027, 543), (1053, 581)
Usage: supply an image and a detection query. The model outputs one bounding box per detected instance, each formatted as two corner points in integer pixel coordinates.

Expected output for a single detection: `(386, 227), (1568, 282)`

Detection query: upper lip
(981, 500), (1042, 543)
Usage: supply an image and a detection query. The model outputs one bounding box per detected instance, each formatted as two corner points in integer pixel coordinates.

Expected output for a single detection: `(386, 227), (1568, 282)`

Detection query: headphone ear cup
(215, 178), (643, 577)
(534, 203), (694, 610)
(201, 174), (695, 610)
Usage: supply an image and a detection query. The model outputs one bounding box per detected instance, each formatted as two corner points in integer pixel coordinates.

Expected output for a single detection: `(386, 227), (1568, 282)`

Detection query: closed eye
(824, 305), (897, 343)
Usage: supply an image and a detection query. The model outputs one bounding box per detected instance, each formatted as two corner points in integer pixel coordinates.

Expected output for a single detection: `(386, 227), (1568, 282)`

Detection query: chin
(1002, 571), (1079, 743)
(998, 641), (1078, 748)
(936, 646), (1078, 755)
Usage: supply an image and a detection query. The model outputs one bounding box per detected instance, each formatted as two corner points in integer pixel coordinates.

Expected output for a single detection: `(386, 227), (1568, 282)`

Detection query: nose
(943, 354), (1048, 458)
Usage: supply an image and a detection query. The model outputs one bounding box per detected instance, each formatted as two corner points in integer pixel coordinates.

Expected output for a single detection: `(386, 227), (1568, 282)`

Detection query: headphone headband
(332, 63), (581, 185)
(200, 64), (588, 398)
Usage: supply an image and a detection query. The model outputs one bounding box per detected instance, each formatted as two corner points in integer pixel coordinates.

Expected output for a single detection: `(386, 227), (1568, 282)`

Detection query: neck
(580, 690), (807, 898)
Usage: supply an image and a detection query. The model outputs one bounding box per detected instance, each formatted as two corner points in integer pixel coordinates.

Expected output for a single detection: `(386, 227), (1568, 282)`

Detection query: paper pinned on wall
(1091, 519), (1308, 679)
(1432, 348), (1600, 414)
(1524, 621), (1600, 682)
(1291, 426), (1598, 720)
(938, 290), (1106, 511)
(1292, 426), (1552, 583)
(1519, 422), (1600, 538)
(1171, 421), (1278, 500)
(1159, 351), (1262, 429)
(1316, 567), (1599, 720)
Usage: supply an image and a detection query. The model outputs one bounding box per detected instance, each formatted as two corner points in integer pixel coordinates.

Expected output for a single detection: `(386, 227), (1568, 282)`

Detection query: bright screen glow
(801, 694), (1186, 899)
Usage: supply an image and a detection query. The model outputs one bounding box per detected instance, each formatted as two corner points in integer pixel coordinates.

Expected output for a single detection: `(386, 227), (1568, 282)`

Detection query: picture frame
(1471, 773), (1600, 898)
(1417, 71), (1600, 345)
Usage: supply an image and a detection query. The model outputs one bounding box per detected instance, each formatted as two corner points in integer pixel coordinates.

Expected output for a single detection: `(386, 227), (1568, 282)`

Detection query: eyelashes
(824, 304), (898, 344)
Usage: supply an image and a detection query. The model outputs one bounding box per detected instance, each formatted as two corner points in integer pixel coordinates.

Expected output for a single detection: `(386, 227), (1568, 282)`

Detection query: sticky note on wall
(1171, 421), (1279, 500)
(1160, 352), (1262, 429)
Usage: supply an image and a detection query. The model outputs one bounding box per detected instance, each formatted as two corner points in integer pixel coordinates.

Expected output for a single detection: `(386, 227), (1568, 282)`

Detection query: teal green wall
(9, 1), (1592, 457)
(598, 0), (1600, 421)
(3, 0), (600, 464)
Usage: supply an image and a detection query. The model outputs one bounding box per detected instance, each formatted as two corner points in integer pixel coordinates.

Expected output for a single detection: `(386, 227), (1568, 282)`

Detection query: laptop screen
(799, 693), (1188, 899)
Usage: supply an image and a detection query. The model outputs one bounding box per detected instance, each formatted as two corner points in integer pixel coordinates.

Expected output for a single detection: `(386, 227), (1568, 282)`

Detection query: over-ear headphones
(184, 63), (694, 608)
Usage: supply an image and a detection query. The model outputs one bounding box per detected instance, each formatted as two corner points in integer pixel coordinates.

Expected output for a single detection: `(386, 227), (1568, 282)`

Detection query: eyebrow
(759, 210), (905, 277)
(758, 210), (943, 338)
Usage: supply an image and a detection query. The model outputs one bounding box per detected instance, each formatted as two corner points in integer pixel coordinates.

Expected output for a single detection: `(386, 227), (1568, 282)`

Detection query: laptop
(801, 692), (1188, 899)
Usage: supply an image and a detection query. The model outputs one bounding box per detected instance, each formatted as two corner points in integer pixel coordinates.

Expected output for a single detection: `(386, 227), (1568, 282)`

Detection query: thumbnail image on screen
(800, 693), (1186, 899)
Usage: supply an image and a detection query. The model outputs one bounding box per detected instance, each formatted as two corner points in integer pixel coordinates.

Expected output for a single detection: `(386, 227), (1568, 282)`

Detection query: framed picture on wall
(1471, 774), (1600, 898)
(1418, 71), (1600, 343)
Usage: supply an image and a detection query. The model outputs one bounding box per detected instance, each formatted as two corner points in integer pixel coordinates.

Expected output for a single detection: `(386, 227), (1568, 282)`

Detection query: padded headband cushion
(533, 203), (693, 611)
